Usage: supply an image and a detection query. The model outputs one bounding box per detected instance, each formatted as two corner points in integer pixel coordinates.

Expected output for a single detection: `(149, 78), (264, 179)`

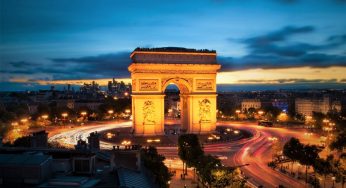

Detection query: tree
(333, 155), (346, 188)
(246, 107), (256, 120)
(299, 145), (320, 183)
(330, 131), (346, 152)
(141, 146), (172, 188)
(312, 112), (325, 130)
(178, 134), (204, 176)
(263, 105), (282, 121)
(313, 155), (334, 188)
(196, 154), (221, 186)
(283, 137), (304, 174)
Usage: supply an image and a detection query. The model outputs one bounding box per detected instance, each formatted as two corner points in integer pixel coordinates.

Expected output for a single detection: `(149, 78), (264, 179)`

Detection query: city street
(49, 120), (322, 188)
(221, 122), (321, 188)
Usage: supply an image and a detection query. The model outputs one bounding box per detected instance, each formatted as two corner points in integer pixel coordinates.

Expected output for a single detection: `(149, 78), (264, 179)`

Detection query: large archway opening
(162, 78), (191, 135)
(164, 83), (181, 135)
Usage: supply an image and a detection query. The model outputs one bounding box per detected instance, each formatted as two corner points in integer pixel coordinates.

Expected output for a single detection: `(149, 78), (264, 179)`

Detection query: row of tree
(0, 97), (131, 138)
(178, 134), (245, 187)
(141, 146), (173, 188)
(283, 137), (346, 187)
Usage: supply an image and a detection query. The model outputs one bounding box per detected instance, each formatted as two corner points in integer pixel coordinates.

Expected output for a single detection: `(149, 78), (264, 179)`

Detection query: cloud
(239, 26), (314, 46)
(50, 52), (131, 78)
(222, 26), (346, 71)
(8, 61), (39, 68)
(236, 78), (338, 84)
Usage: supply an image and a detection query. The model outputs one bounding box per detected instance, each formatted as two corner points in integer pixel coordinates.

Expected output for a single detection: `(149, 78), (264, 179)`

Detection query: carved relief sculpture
(139, 79), (158, 91)
(196, 79), (214, 90)
(199, 99), (211, 123)
(143, 100), (155, 125)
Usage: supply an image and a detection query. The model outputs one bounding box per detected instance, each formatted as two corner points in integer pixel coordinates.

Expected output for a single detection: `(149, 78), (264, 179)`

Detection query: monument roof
(130, 47), (217, 64)
(133, 47), (216, 53)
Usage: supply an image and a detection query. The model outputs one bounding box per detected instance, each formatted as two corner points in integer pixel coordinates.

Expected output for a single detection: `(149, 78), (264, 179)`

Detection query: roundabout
(48, 120), (322, 187)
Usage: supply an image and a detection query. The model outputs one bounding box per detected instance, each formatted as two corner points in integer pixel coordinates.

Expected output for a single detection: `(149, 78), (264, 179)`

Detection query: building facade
(295, 97), (331, 116)
(241, 99), (261, 111)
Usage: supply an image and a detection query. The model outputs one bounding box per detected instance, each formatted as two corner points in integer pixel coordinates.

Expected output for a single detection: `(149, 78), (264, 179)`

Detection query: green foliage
(312, 111), (325, 130)
(141, 146), (172, 188)
(262, 105), (282, 121)
(330, 131), (346, 151)
(300, 145), (320, 167)
(283, 137), (304, 162)
(178, 134), (204, 168)
(196, 154), (221, 185)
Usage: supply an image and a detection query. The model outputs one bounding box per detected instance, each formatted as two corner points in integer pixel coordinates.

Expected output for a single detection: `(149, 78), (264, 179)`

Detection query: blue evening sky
(1, 0), (346, 91)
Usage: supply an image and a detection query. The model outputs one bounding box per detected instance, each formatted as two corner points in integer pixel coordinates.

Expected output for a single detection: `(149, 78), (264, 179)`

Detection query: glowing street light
(147, 139), (161, 143)
(258, 110), (264, 115)
(20, 118), (28, 123)
(108, 110), (114, 114)
(323, 119), (330, 123)
(11, 122), (18, 126)
(121, 140), (131, 146)
(125, 109), (131, 114)
(124, 92), (129, 97)
(41, 114), (49, 120)
(80, 111), (87, 116)
(235, 110), (241, 114)
(61, 113), (68, 118)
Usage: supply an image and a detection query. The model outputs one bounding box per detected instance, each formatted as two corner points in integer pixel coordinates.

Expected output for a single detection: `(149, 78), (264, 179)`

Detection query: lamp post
(61, 113), (68, 125)
(258, 110), (264, 120)
(125, 109), (131, 119)
(108, 109), (114, 119)
(80, 111), (87, 124)
(235, 110), (241, 120)
(41, 114), (48, 126)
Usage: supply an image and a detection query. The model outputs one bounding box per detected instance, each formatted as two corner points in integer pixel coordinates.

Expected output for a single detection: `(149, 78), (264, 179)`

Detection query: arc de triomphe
(128, 47), (221, 136)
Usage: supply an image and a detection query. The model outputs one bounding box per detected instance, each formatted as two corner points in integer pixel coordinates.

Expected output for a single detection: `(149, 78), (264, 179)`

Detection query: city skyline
(1, 0), (346, 91)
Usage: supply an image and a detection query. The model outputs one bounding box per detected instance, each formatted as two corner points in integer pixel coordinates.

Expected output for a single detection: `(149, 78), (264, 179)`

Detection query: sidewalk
(169, 169), (201, 188)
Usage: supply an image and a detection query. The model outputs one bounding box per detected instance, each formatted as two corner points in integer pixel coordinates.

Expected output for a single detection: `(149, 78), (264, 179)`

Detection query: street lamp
(235, 109), (241, 120)
(41, 114), (49, 120)
(80, 111), (87, 116)
(61, 113), (68, 124)
(20, 118), (28, 123)
(258, 110), (264, 116)
(332, 176), (336, 187)
(108, 109), (114, 119)
(61, 113), (68, 118)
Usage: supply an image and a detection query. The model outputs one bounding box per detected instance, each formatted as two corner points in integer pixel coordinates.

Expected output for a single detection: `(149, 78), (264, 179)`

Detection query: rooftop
(133, 47), (216, 53)
(130, 47), (218, 64)
(0, 154), (51, 166)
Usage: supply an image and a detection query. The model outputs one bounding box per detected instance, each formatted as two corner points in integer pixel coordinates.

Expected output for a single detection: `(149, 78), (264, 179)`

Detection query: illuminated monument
(128, 47), (221, 136)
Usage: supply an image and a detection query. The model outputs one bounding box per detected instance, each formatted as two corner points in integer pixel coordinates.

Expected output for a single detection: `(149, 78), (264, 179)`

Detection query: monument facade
(128, 47), (221, 136)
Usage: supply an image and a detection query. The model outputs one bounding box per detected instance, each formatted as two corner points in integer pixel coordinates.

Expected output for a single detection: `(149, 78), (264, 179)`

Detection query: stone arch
(161, 77), (192, 94)
(128, 47), (221, 136)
